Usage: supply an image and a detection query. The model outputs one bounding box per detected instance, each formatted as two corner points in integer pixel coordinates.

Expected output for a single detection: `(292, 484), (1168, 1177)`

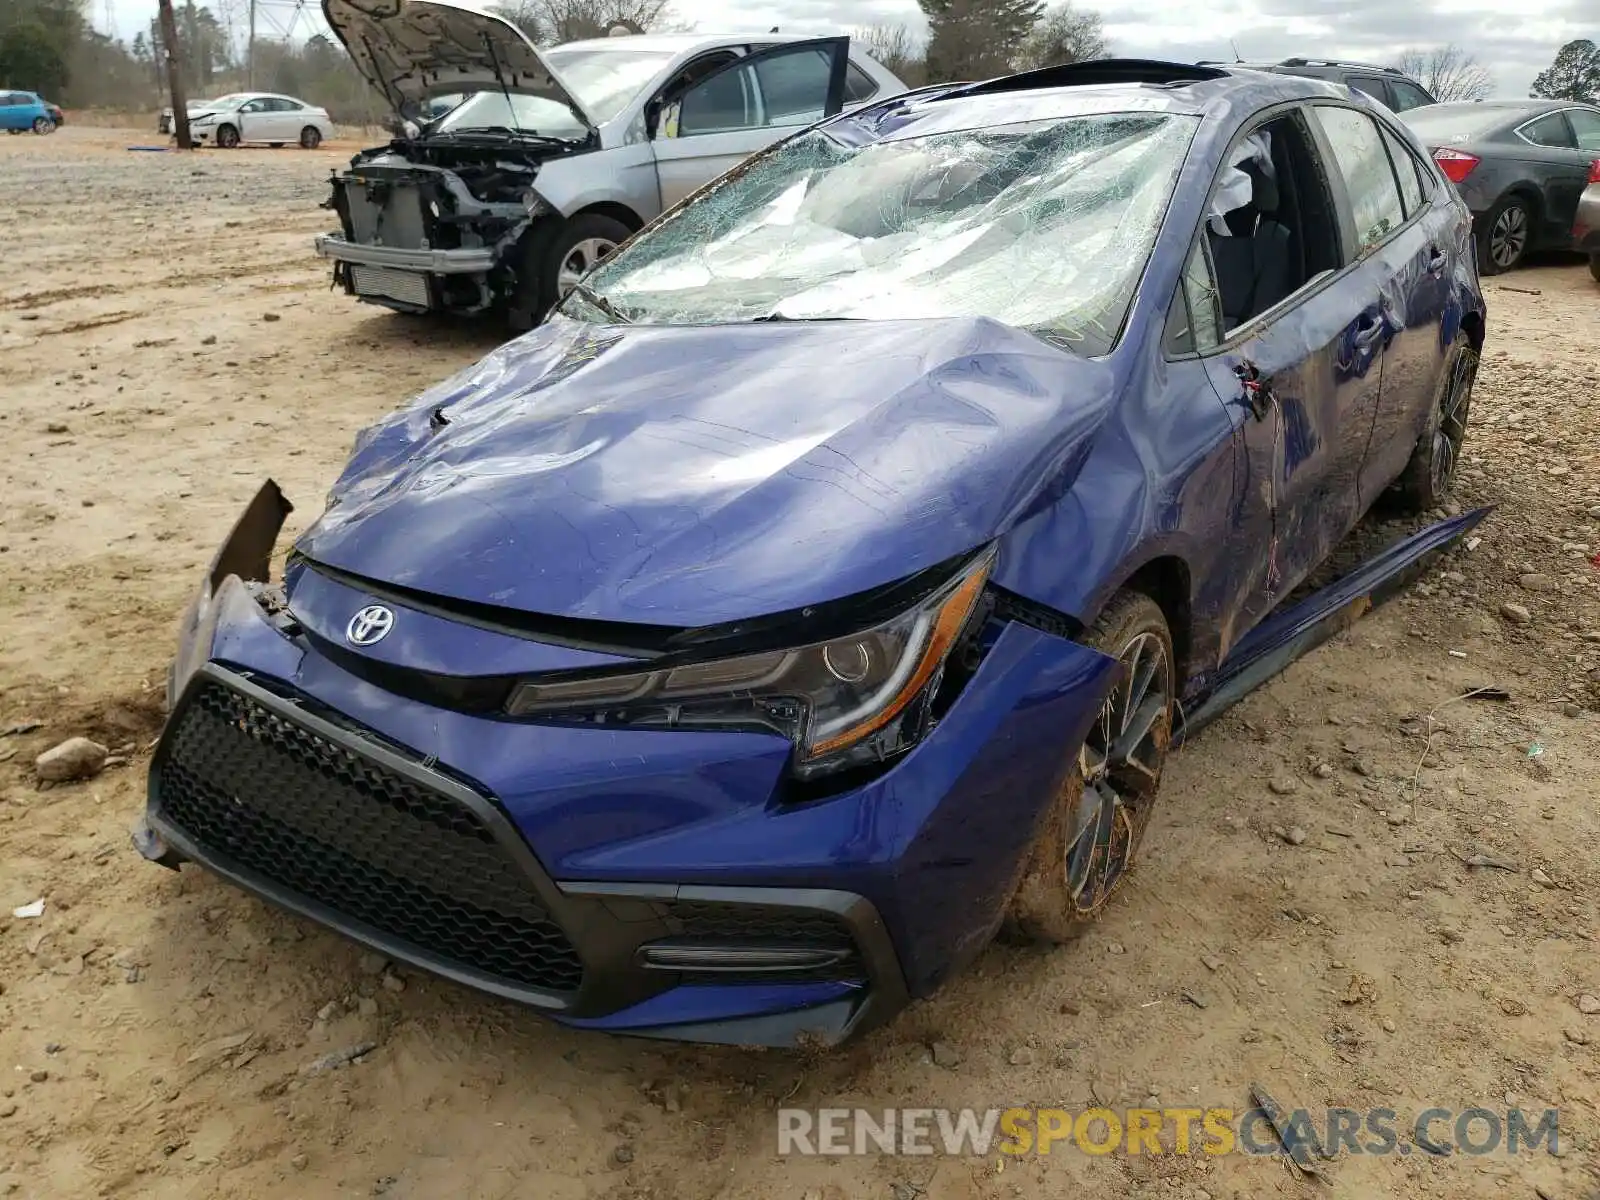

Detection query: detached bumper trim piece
(313, 234), (495, 274)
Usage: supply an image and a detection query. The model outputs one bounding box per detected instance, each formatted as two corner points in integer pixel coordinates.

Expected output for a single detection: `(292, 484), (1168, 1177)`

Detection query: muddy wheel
(1394, 330), (1477, 512)
(1476, 194), (1531, 275)
(215, 123), (240, 149)
(32, 116), (55, 135)
(299, 126), (321, 150)
(1005, 590), (1175, 943)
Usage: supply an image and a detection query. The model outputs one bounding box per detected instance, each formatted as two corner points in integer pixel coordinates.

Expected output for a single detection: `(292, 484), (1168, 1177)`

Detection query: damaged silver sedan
(312, 0), (906, 327)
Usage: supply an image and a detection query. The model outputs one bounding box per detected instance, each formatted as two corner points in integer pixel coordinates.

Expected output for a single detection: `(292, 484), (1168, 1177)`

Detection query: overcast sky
(108, 0), (1586, 99)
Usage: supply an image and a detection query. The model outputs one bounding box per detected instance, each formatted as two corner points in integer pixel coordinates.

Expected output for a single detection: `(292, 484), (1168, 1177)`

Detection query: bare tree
(1396, 43), (1493, 102)
(490, 0), (680, 45)
(1017, 1), (1107, 70)
(853, 22), (923, 84)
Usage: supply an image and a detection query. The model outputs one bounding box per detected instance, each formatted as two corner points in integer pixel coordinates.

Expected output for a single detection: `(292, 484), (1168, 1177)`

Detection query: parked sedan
(181, 92), (335, 148)
(1405, 99), (1600, 274)
(0, 91), (59, 134)
(139, 61), (1486, 1047)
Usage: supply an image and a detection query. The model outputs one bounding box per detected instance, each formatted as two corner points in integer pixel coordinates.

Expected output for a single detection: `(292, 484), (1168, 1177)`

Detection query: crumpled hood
(320, 0), (594, 132)
(296, 316), (1116, 628)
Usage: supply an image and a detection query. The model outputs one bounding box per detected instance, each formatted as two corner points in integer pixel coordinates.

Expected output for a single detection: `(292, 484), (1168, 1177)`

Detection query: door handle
(1233, 359), (1275, 421)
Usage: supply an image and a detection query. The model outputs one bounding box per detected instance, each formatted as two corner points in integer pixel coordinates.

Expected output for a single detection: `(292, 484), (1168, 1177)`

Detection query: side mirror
(644, 98), (662, 138)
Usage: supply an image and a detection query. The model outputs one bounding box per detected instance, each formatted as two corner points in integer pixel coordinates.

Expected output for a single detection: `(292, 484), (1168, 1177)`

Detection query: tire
(215, 123), (240, 149)
(1005, 590), (1176, 944)
(299, 126), (321, 150)
(508, 212), (631, 331)
(1589, 254), (1600, 285)
(32, 116), (54, 135)
(1393, 330), (1478, 512)
(6, 129), (19, 136)
(1476, 193), (1532, 275)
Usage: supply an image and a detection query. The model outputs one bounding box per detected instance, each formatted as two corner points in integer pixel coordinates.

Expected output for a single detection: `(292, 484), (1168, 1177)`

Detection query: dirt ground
(3, 125), (1600, 1200)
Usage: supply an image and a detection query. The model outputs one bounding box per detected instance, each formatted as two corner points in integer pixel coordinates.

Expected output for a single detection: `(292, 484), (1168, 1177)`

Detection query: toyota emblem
(346, 604), (395, 647)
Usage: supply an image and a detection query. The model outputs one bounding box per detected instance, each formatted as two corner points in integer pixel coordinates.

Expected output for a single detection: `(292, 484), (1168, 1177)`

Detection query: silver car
(313, 0), (906, 325)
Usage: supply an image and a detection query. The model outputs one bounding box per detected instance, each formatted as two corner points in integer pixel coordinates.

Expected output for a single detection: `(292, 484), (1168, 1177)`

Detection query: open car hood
(320, 0), (595, 134)
(294, 316), (1116, 629)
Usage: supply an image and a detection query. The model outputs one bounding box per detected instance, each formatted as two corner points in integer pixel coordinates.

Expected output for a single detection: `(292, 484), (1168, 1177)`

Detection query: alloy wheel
(1429, 347), (1476, 494)
(1062, 629), (1173, 918)
(32, 117), (54, 135)
(557, 237), (618, 295)
(1489, 204), (1527, 270)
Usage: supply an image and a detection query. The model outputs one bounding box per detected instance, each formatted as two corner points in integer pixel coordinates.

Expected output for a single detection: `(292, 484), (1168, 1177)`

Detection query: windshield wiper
(567, 282), (631, 325)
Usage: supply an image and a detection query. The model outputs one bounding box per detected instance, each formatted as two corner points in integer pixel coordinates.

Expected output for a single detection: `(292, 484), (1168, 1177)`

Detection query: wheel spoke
(1110, 694), (1166, 775)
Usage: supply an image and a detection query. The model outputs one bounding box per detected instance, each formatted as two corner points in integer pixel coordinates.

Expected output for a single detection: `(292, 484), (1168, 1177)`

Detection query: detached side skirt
(1179, 507), (1492, 742)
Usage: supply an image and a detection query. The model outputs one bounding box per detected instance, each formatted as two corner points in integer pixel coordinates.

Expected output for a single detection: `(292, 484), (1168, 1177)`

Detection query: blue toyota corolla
(137, 59), (1487, 1046)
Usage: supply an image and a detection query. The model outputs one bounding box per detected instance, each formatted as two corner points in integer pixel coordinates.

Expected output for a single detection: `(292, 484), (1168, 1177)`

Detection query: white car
(313, 0), (908, 322)
(177, 92), (336, 149)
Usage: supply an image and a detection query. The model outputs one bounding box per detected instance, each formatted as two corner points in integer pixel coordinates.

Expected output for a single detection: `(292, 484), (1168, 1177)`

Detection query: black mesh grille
(659, 900), (862, 982)
(156, 679), (584, 994)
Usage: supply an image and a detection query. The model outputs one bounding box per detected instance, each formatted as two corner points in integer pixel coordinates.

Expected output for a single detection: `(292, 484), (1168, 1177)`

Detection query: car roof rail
(941, 58), (1229, 100)
(1279, 56), (1404, 75)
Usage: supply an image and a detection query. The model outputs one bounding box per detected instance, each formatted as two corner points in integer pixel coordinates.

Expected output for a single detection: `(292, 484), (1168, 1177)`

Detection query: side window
(752, 46), (836, 127)
(1520, 112), (1575, 148)
(1165, 237), (1224, 355)
(843, 62), (879, 104)
(1314, 106), (1408, 255)
(239, 99), (266, 113)
(1344, 76), (1390, 106)
(1566, 109), (1600, 151)
(1380, 126), (1424, 215)
(677, 62), (755, 135)
(278, 99), (303, 111)
(1389, 80), (1434, 112)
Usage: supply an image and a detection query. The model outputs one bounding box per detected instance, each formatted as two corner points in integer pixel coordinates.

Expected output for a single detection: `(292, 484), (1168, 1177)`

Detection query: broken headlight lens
(505, 549), (994, 779)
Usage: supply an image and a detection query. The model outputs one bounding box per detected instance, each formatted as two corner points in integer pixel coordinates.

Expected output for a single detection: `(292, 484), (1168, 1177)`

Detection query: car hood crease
(296, 315), (1117, 628)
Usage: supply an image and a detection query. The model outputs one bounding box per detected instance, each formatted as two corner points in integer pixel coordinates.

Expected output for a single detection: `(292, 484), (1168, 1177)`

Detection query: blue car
(137, 60), (1487, 1047)
(1, 90), (60, 134)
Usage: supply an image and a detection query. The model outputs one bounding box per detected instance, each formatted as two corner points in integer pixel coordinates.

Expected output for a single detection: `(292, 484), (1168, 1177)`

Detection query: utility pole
(247, 0), (256, 89)
(158, 0), (193, 149)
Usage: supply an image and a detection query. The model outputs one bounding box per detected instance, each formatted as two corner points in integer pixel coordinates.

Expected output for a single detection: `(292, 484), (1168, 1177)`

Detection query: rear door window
(1520, 111), (1576, 148)
(1313, 105), (1408, 255)
(1344, 76), (1391, 107)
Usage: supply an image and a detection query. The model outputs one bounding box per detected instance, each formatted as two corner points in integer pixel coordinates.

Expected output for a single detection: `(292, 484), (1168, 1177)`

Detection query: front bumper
(138, 483), (1119, 1046)
(313, 235), (496, 274)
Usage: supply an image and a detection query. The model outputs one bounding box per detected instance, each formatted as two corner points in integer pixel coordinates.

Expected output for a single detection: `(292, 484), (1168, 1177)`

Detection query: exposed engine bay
(321, 137), (570, 316)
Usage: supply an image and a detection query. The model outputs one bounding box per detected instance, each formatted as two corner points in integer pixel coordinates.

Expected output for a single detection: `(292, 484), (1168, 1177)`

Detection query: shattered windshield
(566, 112), (1197, 355)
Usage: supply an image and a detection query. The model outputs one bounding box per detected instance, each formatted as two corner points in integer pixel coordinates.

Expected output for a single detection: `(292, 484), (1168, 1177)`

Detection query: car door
(0, 95), (19, 132)
(651, 37), (849, 211)
(234, 97), (269, 142)
(1357, 119), (1460, 493)
(1195, 107), (1393, 632)
(1514, 109), (1599, 244)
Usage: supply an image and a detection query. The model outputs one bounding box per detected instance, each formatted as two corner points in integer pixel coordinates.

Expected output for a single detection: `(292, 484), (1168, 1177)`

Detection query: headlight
(506, 548), (995, 779)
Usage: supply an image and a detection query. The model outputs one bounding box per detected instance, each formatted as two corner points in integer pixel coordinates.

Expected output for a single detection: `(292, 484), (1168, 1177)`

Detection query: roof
(839, 60), (1351, 138)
